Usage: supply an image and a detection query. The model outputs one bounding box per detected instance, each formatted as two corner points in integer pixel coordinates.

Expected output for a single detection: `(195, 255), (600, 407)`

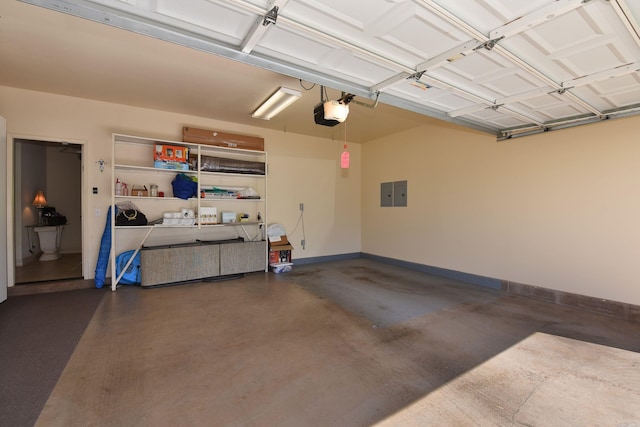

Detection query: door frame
(1, 117), (6, 302)
(5, 132), (88, 288)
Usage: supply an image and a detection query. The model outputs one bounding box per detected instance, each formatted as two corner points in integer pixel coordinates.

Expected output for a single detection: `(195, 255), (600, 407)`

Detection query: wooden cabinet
(110, 133), (267, 291)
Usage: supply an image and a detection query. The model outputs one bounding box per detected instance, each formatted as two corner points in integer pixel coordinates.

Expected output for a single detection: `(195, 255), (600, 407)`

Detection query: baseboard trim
(17, 252), (39, 267)
(502, 281), (640, 323)
(293, 252), (361, 265)
(361, 253), (502, 290)
(360, 253), (639, 323)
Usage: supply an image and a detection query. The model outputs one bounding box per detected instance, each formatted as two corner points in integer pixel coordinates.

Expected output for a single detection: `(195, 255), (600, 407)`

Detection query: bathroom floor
(15, 253), (83, 284)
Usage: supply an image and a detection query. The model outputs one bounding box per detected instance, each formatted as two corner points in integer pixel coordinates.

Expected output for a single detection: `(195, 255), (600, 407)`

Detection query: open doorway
(14, 139), (83, 284)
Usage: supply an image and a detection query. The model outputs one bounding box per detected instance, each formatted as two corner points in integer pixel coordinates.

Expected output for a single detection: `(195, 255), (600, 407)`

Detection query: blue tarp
(115, 250), (141, 285)
(94, 206), (111, 288)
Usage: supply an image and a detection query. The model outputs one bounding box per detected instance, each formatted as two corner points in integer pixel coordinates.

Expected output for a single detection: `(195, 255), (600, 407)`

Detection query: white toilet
(34, 225), (64, 261)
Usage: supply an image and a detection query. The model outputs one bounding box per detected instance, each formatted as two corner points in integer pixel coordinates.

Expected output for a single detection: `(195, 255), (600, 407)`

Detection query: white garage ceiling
(14, 0), (640, 140)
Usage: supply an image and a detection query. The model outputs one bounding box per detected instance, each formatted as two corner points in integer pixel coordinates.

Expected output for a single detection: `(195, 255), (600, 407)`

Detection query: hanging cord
(299, 79), (316, 91)
(345, 119), (347, 144)
(288, 207), (306, 250)
(320, 85), (330, 103)
(340, 121), (350, 169)
(343, 119), (348, 151)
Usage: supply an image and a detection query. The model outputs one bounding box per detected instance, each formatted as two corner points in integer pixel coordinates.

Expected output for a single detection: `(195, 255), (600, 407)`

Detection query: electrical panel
(380, 182), (393, 207)
(393, 180), (407, 207)
(380, 180), (407, 207)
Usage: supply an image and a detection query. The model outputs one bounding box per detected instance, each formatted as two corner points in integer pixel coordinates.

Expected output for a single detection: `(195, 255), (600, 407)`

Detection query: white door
(1, 116), (8, 303)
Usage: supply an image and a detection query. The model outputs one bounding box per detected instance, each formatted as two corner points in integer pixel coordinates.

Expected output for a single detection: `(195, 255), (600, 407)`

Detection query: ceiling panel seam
(612, 0), (640, 46)
(223, 0), (539, 130)
(227, 0), (416, 74)
(15, 0), (640, 139)
(416, 0), (606, 119)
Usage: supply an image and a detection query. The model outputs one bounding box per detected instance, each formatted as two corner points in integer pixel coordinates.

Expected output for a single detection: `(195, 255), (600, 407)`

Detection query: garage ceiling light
(251, 87), (301, 120)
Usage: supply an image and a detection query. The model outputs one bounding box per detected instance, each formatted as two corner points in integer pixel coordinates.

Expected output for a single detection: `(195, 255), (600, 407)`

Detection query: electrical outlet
(95, 208), (101, 216)
(299, 202), (304, 211)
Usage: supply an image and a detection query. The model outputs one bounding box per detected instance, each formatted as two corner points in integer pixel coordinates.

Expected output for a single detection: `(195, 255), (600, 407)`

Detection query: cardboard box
(269, 234), (293, 265)
(183, 127), (265, 152)
(154, 144), (190, 170)
(269, 244), (293, 264)
(131, 185), (148, 197)
(268, 234), (290, 246)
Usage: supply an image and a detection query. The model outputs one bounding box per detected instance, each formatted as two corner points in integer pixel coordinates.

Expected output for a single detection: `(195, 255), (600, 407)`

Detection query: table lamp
(32, 190), (47, 225)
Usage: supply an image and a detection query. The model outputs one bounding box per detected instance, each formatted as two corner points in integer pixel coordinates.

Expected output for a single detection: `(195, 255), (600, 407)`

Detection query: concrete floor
(36, 259), (640, 426)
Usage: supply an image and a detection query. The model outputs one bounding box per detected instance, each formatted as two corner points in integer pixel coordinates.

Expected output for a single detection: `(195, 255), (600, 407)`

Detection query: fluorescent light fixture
(252, 86), (301, 120)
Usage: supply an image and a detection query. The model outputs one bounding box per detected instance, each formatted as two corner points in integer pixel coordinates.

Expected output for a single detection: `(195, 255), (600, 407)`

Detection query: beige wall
(1, 86), (361, 282)
(4, 84), (639, 307)
(362, 116), (640, 306)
